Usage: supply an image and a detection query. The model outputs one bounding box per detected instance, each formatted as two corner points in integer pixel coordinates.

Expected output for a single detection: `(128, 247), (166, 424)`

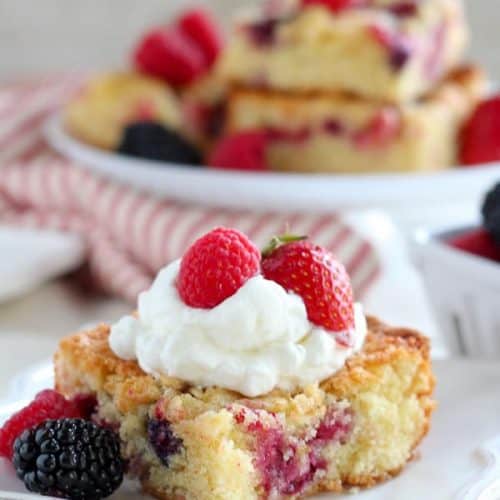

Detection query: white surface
(346, 211), (444, 355)
(0, 281), (130, 402)
(415, 226), (500, 358)
(45, 114), (500, 229)
(0, 228), (85, 303)
(2, 359), (500, 499)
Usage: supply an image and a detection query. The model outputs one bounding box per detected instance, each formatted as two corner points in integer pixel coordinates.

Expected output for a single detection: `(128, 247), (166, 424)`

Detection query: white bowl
(45, 114), (500, 230)
(414, 227), (500, 358)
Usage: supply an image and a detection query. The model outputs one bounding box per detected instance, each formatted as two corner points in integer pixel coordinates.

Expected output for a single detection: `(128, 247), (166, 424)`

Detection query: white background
(0, 0), (498, 80)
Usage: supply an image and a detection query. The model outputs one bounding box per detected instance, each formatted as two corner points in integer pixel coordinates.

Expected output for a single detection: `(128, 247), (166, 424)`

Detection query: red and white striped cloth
(0, 75), (380, 303)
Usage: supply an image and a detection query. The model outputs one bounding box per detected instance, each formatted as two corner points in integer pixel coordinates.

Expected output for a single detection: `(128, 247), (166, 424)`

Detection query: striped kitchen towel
(0, 75), (380, 303)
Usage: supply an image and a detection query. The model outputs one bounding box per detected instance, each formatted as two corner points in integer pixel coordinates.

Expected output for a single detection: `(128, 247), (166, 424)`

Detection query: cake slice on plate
(54, 228), (435, 499)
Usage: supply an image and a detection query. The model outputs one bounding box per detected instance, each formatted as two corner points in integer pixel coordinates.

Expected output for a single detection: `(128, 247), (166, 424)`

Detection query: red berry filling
(266, 127), (312, 144)
(246, 18), (282, 47)
(369, 25), (414, 71)
(0, 390), (85, 460)
(147, 418), (183, 467)
(353, 108), (402, 150)
(209, 112), (406, 171)
(234, 405), (353, 496)
(301, 0), (368, 14)
(388, 2), (418, 17)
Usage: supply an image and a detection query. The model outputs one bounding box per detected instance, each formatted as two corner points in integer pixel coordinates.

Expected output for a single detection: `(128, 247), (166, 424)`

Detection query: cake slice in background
(219, 0), (469, 102)
(222, 65), (485, 173)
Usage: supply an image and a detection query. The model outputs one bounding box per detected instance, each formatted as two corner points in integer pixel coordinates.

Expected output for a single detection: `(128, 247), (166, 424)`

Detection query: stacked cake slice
(218, 0), (485, 173)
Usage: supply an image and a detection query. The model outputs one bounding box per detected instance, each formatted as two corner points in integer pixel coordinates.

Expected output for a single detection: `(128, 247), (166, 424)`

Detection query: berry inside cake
(51, 228), (435, 499)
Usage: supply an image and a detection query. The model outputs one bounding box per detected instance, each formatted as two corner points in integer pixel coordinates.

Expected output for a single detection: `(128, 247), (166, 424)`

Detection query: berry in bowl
(415, 182), (500, 358)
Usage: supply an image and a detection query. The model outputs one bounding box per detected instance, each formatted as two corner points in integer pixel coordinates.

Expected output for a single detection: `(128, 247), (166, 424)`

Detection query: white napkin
(0, 227), (85, 303)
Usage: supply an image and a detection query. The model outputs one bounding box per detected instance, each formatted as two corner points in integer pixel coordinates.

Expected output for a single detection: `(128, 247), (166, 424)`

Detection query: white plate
(45, 114), (500, 228)
(1, 359), (500, 500)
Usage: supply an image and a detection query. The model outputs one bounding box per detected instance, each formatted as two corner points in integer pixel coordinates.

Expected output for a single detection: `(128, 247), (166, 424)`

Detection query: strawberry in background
(134, 8), (224, 86)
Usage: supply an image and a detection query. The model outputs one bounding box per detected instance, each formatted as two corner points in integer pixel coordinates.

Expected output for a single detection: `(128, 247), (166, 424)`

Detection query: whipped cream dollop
(110, 260), (367, 397)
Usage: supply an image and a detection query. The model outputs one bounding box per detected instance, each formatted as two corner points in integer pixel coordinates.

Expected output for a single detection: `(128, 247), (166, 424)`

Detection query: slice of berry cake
(64, 73), (182, 151)
(219, 0), (468, 102)
(54, 228), (435, 499)
(221, 65), (484, 173)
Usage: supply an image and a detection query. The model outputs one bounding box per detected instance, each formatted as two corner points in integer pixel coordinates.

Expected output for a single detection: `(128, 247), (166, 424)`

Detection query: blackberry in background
(118, 122), (202, 165)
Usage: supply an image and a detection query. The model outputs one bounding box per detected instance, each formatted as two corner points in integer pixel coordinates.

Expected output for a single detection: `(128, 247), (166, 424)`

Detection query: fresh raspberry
(178, 9), (224, 66)
(133, 26), (206, 86)
(70, 393), (98, 420)
(177, 227), (261, 308)
(460, 96), (500, 166)
(448, 229), (500, 263)
(353, 108), (401, 149)
(208, 131), (270, 171)
(0, 390), (82, 460)
(262, 237), (355, 344)
(301, 0), (367, 14)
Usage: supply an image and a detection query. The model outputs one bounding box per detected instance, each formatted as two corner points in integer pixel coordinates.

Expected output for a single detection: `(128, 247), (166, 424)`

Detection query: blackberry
(13, 419), (123, 500)
(482, 182), (500, 244)
(147, 419), (183, 467)
(117, 122), (202, 165)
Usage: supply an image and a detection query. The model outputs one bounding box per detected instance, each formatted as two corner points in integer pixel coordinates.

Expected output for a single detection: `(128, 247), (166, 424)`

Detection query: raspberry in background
(208, 131), (270, 171)
(0, 390), (83, 460)
(460, 96), (500, 166)
(262, 236), (355, 345)
(134, 27), (206, 86)
(133, 8), (224, 86)
(177, 227), (261, 308)
(179, 9), (224, 66)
